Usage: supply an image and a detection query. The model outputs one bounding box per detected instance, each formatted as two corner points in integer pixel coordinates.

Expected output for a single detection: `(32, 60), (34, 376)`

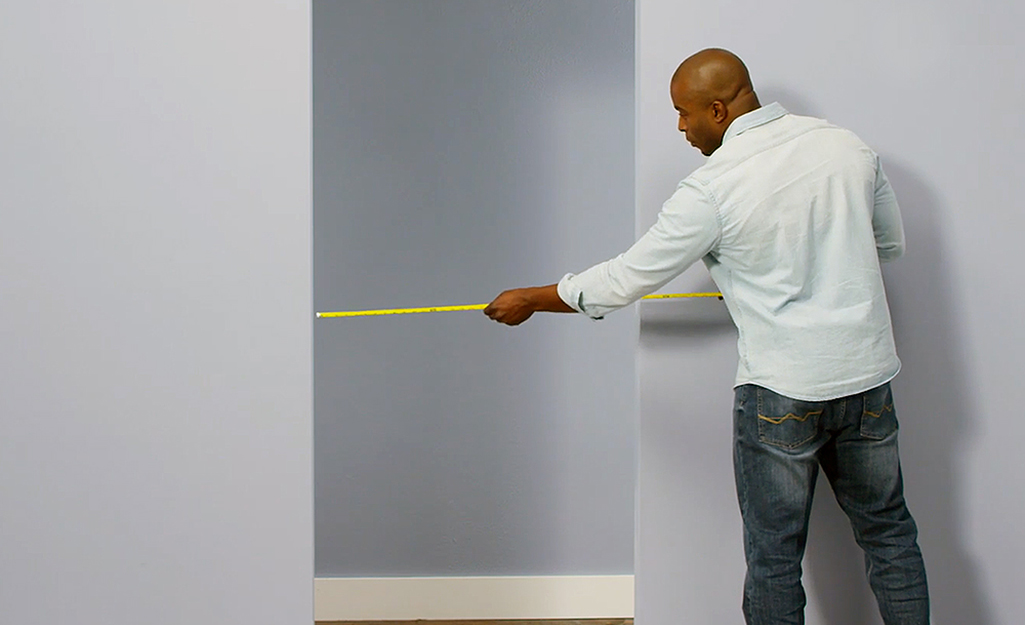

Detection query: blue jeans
(733, 382), (929, 624)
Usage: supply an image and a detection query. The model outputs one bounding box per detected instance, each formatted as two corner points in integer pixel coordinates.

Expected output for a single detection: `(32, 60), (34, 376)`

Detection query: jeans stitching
(864, 403), (894, 419)
(756, 410), (822, 425)
(861, 385), (896, 439)
(756, 387), (820, 449)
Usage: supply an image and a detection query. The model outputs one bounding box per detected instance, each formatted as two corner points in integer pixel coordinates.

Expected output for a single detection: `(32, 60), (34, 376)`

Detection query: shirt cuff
(557, 273), (604, 320)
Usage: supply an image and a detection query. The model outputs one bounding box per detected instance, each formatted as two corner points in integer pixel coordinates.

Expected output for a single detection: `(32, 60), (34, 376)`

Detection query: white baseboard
(314, 575), (634, 622)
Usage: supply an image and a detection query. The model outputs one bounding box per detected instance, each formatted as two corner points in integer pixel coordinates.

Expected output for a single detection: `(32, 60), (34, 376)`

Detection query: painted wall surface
(0, 3), (312, 624)
(313, 0), (636, 576)
(636, 1), (1025, 624)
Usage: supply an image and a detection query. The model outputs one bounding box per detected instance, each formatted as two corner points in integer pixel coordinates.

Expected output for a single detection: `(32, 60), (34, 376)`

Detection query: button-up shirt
(557, 103), (904, 401)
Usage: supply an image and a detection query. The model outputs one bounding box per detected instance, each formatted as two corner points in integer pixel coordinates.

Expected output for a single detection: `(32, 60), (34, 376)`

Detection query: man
(483, 49), (929, 624)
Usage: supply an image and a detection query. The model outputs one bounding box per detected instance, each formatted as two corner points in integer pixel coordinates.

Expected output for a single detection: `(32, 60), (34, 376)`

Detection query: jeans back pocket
(756, 387), (824, 450)
(860, 383), (898, 440)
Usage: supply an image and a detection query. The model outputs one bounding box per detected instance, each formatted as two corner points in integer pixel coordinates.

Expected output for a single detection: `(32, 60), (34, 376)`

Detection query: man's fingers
(483, 295), (500, 317)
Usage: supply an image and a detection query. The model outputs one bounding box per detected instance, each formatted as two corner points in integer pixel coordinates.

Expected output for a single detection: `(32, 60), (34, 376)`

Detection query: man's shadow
(758, 88), (994, 625)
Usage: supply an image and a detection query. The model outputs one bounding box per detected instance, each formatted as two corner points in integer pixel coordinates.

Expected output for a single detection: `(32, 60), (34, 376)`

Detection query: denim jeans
(733, 382), (929, 624)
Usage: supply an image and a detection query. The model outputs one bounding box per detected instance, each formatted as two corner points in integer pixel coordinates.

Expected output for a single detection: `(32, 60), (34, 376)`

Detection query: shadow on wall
(760, 85), (994, 625)
(870, 160), (993, 625)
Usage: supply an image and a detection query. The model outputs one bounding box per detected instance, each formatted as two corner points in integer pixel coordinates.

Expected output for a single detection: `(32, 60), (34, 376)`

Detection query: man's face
(670, 80), (721, 156)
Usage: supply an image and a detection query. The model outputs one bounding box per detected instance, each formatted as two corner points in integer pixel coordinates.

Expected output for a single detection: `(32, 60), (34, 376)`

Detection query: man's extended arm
(484, 178), (721, 327)
(483, 284), (574, 326)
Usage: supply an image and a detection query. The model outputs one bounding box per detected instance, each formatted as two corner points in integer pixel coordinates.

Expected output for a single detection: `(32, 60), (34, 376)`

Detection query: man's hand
(484, 288), (538, 326)
(483, 284), (576, 326)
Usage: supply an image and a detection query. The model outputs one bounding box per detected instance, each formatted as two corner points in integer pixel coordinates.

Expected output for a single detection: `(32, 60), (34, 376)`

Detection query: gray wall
(313, 0), (636, 576)
(637, 1), (1025, 624)
(0, 2), (312, 624)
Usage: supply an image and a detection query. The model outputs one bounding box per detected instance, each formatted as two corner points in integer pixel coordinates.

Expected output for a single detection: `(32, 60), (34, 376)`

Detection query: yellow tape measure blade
(640, 292), (722, 300)
(315, 293), (722, 318)
(317, 303), (488, 318)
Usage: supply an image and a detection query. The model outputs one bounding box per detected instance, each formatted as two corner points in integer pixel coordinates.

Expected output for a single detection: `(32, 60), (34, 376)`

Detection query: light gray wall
(636, 1), (1025, 624)
(313, 0), (636, 576)
(0, 2), (312, 624)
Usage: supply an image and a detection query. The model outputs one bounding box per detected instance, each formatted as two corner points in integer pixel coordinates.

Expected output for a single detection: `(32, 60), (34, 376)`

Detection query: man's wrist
(526, 286), (546, 310)
(526, 284), (574, 313)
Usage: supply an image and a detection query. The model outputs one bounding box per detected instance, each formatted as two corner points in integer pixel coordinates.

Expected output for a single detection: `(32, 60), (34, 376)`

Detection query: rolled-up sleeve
(557, 178), (721, 319)
(872, 155), (905, 262)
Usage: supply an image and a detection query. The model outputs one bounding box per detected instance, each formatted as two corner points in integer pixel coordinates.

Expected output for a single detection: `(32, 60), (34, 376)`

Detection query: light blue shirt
(557, 103), (904, 401)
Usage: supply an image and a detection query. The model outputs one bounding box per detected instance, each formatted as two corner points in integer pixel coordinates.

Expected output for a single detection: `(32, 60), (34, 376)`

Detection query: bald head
(672, 49), (756, 108)
(670, 49), (760, 155)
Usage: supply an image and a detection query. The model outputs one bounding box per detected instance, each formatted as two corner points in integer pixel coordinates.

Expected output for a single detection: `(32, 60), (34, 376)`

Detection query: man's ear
(711, 100), (728, 123)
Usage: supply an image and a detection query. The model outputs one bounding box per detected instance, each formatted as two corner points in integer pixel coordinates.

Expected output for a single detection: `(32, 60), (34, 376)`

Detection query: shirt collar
(722, 101), (788, 145)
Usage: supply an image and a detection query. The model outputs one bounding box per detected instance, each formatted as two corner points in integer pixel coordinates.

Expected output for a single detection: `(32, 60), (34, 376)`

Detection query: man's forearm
(523, 284), (575, 313)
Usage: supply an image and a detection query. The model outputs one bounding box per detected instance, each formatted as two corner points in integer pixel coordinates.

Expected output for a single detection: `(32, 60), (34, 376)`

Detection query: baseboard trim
(314, 575), (635, 622)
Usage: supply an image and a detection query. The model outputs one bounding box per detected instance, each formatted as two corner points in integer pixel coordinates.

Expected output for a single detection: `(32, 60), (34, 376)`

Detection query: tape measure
(316, 292), (723, 318)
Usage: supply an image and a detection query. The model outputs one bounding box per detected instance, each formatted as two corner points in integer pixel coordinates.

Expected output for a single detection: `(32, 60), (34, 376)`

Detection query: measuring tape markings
(315, 292), (723, 318)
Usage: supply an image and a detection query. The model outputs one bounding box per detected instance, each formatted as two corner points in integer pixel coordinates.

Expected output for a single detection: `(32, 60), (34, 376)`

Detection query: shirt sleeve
(872, 155), (905, 263)
(557, 177), (721, 319)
